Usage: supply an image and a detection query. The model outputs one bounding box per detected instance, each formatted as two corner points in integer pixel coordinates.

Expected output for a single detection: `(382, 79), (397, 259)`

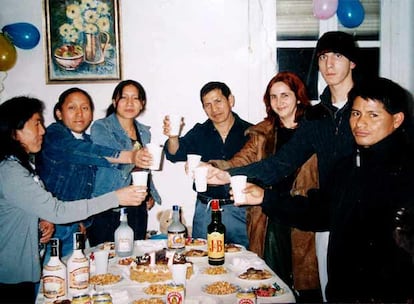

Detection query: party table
(36, 239), (296, 304)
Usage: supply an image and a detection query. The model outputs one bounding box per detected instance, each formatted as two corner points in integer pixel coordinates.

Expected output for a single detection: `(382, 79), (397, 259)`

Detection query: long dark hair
(263, 71), (311, 128)
(0, 96), (45, 174)
(106, 80), (147, 117)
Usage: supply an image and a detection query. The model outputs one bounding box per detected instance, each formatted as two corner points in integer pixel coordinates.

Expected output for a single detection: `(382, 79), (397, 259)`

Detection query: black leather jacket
(265, 131), (414, 302)
(230, 86), (354, 189)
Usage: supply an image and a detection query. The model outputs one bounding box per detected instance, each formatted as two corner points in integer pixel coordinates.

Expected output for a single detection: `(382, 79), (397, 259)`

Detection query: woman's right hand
(206, 165), (231, 185)
(115, 185), (147, 206)
(133, 147), (153, 168)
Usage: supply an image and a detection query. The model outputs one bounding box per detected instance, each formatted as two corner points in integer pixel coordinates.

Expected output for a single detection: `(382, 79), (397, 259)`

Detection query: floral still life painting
(44, 0), (121, 83)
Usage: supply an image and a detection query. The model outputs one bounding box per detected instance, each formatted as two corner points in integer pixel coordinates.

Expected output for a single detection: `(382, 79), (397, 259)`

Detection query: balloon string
(0, 71), (7, 98)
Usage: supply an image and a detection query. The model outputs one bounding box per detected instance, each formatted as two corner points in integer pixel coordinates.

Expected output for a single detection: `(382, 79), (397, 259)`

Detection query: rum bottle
(167, 205), (186, 252)
(42, 238), (67, 301)
(115, 207), (134, 257)
(207, 199), (225, 265)
(67, 232), (89, 296)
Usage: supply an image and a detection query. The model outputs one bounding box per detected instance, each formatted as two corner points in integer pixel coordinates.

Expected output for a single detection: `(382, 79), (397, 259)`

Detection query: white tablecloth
(36, 240), (296, 304)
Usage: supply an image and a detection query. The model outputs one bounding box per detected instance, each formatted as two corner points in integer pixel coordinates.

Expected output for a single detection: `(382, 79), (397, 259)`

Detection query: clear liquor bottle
(42, 238), (67, 301)
(115, 208), (134, 257)
(67, 232), (89, 296)
(207, 199), (226, 265)
(167, 205), (186, 252)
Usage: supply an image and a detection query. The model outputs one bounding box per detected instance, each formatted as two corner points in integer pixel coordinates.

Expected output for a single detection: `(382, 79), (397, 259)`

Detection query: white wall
(0, 0), (273, 231)
(380, 0), (414, 93)
(0, 0), (412, 232)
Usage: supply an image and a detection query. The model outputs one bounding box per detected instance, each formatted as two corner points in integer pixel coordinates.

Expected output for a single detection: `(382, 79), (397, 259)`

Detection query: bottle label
(68, 266), (89, 291)
(118, 238), (132, 252)
(166, 290), (184, 304)
(43, 275), (66, 298)
(167, 231), (185, 249)
(207, 232), (225, 258)
(166, 284), (185, 304)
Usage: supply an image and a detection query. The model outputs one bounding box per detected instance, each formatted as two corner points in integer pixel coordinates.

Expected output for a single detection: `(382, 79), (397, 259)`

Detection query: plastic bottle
(115, 208), (134, 257)
(167, 205), (186, 252)
(67, 232), (89, 296)
(207, 199), (226, 265)
(42, 238), (67, 301)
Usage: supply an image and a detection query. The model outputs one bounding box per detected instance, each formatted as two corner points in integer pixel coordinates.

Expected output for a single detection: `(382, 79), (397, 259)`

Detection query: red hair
(263, 72), (311, 127)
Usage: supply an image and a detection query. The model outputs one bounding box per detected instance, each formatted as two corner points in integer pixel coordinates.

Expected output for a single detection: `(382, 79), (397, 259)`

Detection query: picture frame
(44, 0), (122, 83)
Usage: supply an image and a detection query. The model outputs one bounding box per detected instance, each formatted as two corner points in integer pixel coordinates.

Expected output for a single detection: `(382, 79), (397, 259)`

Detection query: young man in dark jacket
(238, 77), (414, 302)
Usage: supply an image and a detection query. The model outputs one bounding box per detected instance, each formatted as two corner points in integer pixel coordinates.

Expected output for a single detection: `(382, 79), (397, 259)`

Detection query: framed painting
(44, 0), (122, 83)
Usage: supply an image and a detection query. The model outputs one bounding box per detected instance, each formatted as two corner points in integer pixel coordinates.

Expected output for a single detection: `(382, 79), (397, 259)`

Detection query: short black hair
(200, 81), (231, 103)
(349, 77), (414, 129)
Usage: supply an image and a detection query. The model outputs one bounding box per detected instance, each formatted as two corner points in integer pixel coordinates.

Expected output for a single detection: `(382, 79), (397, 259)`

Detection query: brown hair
(263, 71), (311, 127)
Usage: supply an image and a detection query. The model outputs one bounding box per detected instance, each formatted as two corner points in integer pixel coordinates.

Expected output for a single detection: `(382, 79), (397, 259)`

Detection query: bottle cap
(211, 199), (220, 210)
(74, 232), (85, 250)
(172, 205), (179, 211)
(50, 238), (59, 247)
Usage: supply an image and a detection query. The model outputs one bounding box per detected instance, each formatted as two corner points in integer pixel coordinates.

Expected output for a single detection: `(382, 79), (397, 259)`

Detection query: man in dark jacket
(239, 77), (414, 302)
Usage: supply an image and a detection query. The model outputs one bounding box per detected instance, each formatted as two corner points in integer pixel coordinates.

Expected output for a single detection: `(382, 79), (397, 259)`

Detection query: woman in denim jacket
(89, 80), (161, 246)
(37, 87), (149, 261)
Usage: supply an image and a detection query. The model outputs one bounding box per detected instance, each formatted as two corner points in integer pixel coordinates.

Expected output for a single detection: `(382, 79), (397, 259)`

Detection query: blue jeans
(192, 199), (249, 248)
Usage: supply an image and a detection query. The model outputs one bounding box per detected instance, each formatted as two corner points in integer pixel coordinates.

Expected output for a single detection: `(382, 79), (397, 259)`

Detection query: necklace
(217, 117), (235, 142)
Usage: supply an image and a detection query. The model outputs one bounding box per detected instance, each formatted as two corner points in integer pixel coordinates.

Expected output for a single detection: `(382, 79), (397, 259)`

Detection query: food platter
(224, 243), (245, 255)
(202, 281), (240, 296)
(183, 249), (208, 262)
(255, 283), (287, 304)
(131, 298), (165, 304)
(89, 273), (122, 286)
(185, 237), (207, 247)
(201, 265), (228, 276)
(234, 267), (276, 286)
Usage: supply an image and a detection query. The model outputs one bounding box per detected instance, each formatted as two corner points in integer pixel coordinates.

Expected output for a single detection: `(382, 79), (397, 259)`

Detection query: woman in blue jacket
(37, 87), (148, 261)
(89, 80), (161, 246)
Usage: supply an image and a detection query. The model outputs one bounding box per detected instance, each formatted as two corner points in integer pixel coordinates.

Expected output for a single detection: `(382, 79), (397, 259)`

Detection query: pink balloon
(313, 0), (339, 20)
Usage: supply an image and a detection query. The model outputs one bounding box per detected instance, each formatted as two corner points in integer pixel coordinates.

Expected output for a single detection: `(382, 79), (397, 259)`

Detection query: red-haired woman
(210, 71), (320, 296)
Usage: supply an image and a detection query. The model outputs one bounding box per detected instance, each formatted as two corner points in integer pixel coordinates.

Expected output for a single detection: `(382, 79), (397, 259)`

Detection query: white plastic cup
(146, 143), (163, 171)
(186, 154), (201, 176)
(168, 114), (182, 137)
(230, 175), (247, 204)
(194, 166), (208, 192)
(171, 263), (189, 286)
(131, 171), (149, 186)
(94, 250), (109, 275)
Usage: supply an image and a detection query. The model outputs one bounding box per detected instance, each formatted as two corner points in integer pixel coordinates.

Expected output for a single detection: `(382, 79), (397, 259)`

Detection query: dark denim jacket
(38, 122), (121, 201)
(91, 113), (161, 203)
(37, 121), (122, 259)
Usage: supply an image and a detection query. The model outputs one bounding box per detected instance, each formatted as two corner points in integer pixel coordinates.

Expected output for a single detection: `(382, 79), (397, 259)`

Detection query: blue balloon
(337, 0), (365, 28)
(2, 22), (40, 50)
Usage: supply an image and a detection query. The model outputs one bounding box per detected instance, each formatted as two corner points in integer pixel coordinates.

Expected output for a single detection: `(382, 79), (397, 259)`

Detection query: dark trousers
(0, 282), (36, 303)
(88, 203), (148, 247)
